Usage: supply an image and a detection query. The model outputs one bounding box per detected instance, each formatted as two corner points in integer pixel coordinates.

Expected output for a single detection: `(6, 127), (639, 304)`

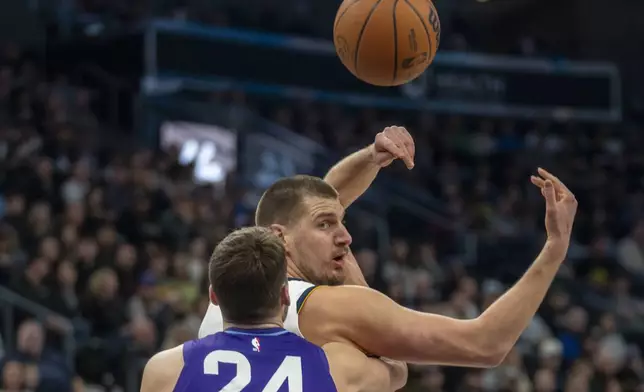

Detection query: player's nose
(335, 225), (352, 247)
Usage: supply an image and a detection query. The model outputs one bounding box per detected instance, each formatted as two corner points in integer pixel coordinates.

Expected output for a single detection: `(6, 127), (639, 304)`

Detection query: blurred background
(0, 0), (643, 390)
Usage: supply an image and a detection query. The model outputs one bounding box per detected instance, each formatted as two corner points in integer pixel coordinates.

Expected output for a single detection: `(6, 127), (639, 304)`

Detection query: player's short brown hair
(209, 226), (287, 324)
(255, 175), (339, 227)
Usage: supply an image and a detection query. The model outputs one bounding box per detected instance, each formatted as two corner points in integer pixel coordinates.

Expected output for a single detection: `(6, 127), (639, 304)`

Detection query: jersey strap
(284, 279), (317, 337)
(296, 286), (318, 314)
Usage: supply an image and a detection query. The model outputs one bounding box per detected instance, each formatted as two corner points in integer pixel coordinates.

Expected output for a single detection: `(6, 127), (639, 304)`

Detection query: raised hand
(530, 168), (578, 243)
(372, 126), (415, 169)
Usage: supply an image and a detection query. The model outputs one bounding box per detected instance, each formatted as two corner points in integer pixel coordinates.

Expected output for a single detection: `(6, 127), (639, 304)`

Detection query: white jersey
(198, 278), (316, 339)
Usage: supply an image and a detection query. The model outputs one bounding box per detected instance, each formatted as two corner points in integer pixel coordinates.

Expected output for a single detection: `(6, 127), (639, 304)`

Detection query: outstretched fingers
(542, 180), (557, 207)
(537, 167), (573, 196)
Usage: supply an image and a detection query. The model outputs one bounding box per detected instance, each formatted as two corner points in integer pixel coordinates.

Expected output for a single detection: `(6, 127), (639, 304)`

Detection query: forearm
(324, 145), (380, 207)
(476, 240), (568, 361)
(344, 258), (369, 287)
(345, 274), (369, 287)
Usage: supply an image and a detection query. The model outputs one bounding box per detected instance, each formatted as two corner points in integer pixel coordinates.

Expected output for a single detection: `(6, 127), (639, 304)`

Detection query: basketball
(333, 0), (441, 87)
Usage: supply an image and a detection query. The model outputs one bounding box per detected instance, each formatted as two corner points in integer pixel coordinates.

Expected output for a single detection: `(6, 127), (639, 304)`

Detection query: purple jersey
(173, 327), (337, 392)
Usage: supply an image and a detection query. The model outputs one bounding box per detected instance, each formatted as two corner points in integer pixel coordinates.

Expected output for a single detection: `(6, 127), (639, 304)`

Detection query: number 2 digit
(204, 350), (251, 391)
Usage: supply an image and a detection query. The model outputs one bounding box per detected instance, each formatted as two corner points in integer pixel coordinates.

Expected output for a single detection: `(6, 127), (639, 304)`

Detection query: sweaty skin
(140, 341), (405, 392)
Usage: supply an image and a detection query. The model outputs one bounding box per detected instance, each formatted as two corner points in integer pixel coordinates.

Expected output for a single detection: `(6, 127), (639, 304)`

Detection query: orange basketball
(333, 0), (441, 87)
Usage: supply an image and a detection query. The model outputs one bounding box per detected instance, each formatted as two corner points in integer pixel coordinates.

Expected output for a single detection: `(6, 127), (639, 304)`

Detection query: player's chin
(327, 269), (346, 286)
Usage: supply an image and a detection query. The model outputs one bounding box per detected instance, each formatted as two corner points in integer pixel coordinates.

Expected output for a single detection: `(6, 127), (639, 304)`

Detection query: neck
(224, 319), (284, 331)
(286, 258), (309, 282)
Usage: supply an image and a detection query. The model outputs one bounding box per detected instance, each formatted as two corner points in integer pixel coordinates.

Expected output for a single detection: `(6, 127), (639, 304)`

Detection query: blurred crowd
(0, 3), (643, 392)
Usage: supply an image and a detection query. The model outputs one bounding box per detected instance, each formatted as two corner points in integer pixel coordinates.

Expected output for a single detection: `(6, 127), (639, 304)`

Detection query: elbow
(382, 358), (408, 390)
(465, 318), (515, 368)
(476, 347), (509, 368)
(475, 338), (513, 368)
(393, 363), (409, 390)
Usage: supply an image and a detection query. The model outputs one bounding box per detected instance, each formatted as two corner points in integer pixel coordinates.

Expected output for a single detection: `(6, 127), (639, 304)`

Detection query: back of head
(209, 226), (287, 324)
(255, 175), (338, 227)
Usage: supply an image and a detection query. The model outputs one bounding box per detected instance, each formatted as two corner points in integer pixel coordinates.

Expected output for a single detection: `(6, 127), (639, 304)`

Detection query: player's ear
(209, 285), (219, 306)
(281, 283), (291, 307)
(271, 224), (294, 256)
(269, 224), (286, 241)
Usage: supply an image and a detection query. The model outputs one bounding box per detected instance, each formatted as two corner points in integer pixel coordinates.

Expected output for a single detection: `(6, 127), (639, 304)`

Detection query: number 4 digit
(264, 356), (302, 392)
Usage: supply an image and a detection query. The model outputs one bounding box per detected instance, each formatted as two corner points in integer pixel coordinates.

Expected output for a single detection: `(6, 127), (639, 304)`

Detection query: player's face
(284, 196), (352, 285)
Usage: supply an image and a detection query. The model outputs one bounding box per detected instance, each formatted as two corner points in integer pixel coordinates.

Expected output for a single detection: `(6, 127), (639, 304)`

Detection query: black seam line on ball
(354, 0), (385, 73)
(334, 0), (364, 32)
(404, 0), (432, 60)
(392, 0), (400, 83)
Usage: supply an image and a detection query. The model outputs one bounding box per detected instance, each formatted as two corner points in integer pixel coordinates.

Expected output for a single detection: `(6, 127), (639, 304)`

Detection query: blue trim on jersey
(287, 277), (307, 282)
(296, 286), (316, 313)
(224, 327), (290, 337)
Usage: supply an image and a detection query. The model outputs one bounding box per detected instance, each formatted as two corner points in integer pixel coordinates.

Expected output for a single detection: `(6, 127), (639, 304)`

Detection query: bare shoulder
(141, 345), (185, 392)
(299, 285), (394, 346)
(301, 285), (377, 315)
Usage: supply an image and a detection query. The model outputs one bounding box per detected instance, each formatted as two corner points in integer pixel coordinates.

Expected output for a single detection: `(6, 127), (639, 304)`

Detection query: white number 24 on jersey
(204, 350), (303, 392)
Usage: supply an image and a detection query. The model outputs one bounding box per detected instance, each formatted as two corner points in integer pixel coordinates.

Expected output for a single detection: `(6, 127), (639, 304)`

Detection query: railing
(0, 285), (76, 372)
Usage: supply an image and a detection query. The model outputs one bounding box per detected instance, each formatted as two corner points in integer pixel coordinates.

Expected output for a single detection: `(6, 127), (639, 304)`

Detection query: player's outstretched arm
(323, 342), (408, 392)
(140, 346), (184, 392)
(324, 126), (414, 207)
(301, 169), (577, 367)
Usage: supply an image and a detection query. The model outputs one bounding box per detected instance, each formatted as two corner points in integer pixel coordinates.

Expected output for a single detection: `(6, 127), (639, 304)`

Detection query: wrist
(365, 143), (377, 163)
(543, 238), (570, 261)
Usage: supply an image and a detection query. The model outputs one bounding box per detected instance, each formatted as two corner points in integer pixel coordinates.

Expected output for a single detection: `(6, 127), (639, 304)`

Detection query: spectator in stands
(559, 306), (589, 367)
(533, 368), (557, 392)
(81, 268), (125, 339)
(617, 220), (644, 275)
(6, 320), (71, 391)
(1, 360), (25, 392)
(0, 224), (23, 285)
(50, 260), (80, 320)
(10, 258), (51, 313)
(113, 243), (138, 299)
(482, 348), (532, 391)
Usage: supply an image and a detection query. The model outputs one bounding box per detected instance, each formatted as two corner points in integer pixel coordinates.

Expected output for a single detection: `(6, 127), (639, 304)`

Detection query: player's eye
(318, 221), (331, 229)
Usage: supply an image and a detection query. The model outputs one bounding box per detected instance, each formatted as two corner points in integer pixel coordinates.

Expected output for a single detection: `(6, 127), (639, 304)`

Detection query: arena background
(0, 0), (643, 390)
